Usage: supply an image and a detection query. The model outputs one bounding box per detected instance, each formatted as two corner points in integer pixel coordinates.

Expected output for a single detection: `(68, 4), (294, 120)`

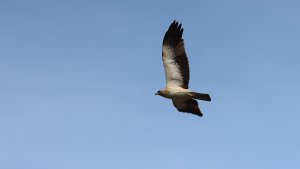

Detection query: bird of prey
(155, 20), (211, 117)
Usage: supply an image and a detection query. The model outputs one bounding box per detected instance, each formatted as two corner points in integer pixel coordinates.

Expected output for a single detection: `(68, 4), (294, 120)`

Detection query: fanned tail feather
(189, 92), (211, 101)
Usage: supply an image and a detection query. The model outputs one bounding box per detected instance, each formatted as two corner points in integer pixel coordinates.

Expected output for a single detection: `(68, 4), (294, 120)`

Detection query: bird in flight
(155, 20), (211, 117)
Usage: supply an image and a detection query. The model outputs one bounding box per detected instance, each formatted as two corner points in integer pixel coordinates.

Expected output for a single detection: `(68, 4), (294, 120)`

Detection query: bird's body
(157, 86), (191, 99)
(156, 20), (211, 117)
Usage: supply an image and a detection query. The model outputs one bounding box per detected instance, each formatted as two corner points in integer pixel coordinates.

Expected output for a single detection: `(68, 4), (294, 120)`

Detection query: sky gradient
(1, 0), (300, 168)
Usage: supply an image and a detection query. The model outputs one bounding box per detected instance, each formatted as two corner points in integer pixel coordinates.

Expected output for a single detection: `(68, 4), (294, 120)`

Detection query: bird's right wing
(172, 98), (203, 117)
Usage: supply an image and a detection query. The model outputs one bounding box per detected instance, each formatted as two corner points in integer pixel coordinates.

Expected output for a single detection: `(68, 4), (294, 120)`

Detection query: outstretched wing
(162, 20), (190, 89)
(172, 98), (203, 117)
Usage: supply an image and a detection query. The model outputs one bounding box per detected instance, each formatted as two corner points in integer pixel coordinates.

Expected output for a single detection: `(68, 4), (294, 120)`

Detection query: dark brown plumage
(163, 21), (190, 89)
(156, 20), (211, 117)
(173, 99), (203, 117)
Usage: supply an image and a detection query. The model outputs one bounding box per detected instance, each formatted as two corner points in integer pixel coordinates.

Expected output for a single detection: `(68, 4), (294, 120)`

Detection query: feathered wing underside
(172, 98), (203, 117)
(162, 20), (190, 89)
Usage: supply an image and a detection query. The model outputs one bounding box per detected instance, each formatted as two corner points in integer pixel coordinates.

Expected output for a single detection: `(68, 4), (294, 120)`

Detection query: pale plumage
(156, 20), (211, 117)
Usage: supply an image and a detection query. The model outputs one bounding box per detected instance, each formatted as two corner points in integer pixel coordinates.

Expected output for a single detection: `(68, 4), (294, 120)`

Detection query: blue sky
(1, 0), (300, 168)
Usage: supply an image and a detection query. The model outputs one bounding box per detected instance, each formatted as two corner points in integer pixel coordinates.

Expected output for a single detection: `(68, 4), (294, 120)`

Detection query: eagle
(155, 20), (211, 117)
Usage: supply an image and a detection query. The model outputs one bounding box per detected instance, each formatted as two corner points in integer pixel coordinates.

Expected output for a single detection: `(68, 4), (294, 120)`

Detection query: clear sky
(1, 0), (300, 168)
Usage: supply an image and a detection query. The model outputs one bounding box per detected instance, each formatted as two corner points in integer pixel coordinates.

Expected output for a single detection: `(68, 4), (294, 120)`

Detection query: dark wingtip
(195, 111), (203, 117)
(170, 20), (182, 29)
(163, 20), (184, 44)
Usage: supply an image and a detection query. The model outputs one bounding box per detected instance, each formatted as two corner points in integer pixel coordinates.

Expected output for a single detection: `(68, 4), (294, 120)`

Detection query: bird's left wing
(162, 21), (190, 89)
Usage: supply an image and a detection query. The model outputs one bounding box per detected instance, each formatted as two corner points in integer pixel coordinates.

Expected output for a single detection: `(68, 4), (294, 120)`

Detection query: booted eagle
(155, 20), (211, 117)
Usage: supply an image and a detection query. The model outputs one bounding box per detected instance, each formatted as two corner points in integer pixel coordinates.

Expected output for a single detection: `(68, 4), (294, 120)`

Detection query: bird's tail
(189, 92), (211, 101)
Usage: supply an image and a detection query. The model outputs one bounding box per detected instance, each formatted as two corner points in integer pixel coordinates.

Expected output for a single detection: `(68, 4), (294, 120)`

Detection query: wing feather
(172, 98), (203, 117)
(162, 20), (190, 89)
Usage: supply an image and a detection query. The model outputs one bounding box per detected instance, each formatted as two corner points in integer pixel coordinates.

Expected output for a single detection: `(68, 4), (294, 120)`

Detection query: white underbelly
(166, 90), (192, 99)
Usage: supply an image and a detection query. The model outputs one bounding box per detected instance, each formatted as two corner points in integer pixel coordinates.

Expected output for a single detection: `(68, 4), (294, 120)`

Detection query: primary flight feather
(155, 20), (211, 117)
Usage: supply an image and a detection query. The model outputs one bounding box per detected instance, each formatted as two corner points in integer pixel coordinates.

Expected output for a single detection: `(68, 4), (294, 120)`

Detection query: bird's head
(155, 90), (161, 96)
(155, 90), (169, 98)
